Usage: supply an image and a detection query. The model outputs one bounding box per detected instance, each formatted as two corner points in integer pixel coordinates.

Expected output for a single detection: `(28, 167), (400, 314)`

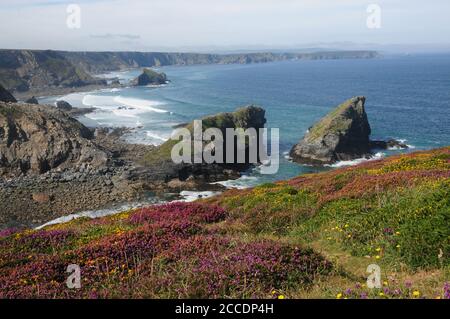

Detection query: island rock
(290, 96), (408, 165)
(133, 68), (168, 86)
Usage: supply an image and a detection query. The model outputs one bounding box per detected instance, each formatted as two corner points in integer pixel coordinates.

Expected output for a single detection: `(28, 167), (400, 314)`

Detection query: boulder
(32, 193), (51, 203)
(290, 97), (372, 164)
(0, 84), (17, 103)
(133, 68), (168, 86)
(56, 100), (73, 111)
(25, 96), (39, 104)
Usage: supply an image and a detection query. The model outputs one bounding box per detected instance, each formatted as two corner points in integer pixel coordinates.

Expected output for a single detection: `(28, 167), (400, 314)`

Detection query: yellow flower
(344, 224), (349, 228)
(383, 281), (388, 286)
(271, 290), (276, 295)
(396, 244), (401, 249)
(336, 293), (343, 299)
(375, 255), (381, 260)
(435, 296), (441, 299)
(412, 291), (420, 298)
(347, 234), (352, 238)
(395, 231), (401, 235)
(379, 292), (385, 297)
(278, 295), (285, 299)
(375, 247), (382, 252)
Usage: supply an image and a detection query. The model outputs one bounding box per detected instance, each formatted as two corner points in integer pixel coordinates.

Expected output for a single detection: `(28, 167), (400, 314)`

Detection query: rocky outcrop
(0, 102), (108, 177)
(141, 105), (266, 186)
(290, 97), (408, 165)
(25, 96), (39, 104)
(0, 84), (16, 103)
(290, 97), (371, 164)
(56, 100), (72, 111)
(132, 68), (168, 86)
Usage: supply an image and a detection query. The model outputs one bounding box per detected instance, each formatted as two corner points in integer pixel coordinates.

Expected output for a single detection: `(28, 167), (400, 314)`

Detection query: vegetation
(0, 147), (448, 298)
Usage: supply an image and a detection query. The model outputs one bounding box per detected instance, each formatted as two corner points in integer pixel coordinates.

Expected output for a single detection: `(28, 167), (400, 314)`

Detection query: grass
(0, 147), (449, 299)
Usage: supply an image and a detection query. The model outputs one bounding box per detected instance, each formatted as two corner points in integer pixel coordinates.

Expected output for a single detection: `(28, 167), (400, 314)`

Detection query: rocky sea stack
(133, 68), (168, 86)
(290, 96), (407, 165)
(141, 105), (266, 189)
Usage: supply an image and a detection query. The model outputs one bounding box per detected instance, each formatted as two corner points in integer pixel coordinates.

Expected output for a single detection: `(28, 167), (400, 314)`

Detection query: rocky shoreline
(0, 96), (247, 229)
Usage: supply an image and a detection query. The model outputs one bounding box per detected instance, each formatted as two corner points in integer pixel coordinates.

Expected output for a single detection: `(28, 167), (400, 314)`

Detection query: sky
(1, 0), (450, 52)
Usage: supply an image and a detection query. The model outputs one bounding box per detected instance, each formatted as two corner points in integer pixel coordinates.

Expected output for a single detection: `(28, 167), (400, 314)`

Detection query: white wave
(327, 152), (386, 168)
(114, 96), (168, 113)
(110, 88), (121, 92)
(212, 175), (259, 189)
(179, 191), (222, 202)
(82, 94), (116, 107)
(35, 202), (149, 230)
(146, 131), (169, 142)
(396, 139), (416, 149)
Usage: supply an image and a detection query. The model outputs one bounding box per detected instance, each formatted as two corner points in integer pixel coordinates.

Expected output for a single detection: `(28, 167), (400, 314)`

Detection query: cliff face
(0, 84), (16, 102)
(0, 49), (380, 92)
(0, 102), (108, 176)
(0, 50), (106, 92)
(290, 97), (372, 164)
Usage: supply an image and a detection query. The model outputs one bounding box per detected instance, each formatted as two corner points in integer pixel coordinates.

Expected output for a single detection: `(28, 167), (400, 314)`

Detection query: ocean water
(41, 54), (450, 188)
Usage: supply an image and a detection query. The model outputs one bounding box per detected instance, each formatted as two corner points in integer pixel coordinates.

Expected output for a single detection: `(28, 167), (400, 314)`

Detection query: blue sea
(41, 54), (450, 189)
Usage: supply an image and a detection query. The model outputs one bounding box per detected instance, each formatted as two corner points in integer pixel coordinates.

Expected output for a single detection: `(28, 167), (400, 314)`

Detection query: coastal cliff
(0, 84), (16, 102)
(0, 50), (380, 94)
(0, 102), (267, 228)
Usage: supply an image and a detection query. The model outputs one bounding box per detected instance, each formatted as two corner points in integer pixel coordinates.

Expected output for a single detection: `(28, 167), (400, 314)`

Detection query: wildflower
(278, 295), (285, 299)
(336, 293), (343, 299)
(383, 281), (388, 286)
(360, 292), (368, 299)
(395, 231), (401, 235)
(396, 244), (401, 249)
(271, 290), (276, 295)
(347, 234), (352, 238)
(375, 247), (382, 252)
(379, 292), (385, 297)
(375, 255), (381, 260)
(405, 281), (413, 288)
(344, 224), (349, 228)
(412, 291), (420, 298)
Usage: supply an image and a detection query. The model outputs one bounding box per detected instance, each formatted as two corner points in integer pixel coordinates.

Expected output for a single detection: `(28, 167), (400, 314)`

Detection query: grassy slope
(0, 147), (449, 299)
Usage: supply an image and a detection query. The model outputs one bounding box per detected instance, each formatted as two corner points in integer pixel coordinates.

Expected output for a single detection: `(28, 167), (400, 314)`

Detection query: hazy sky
(1, 0), (450, 52)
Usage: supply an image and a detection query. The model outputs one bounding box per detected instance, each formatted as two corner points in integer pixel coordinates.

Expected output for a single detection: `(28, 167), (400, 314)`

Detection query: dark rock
(56, 100), (73, 111)
(25, 96), (39, 104)
(133, 68), (168, 86)
(290, 97), (371, 164)
(370, 139), (408, 150)
(0, 84), (17, 103)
